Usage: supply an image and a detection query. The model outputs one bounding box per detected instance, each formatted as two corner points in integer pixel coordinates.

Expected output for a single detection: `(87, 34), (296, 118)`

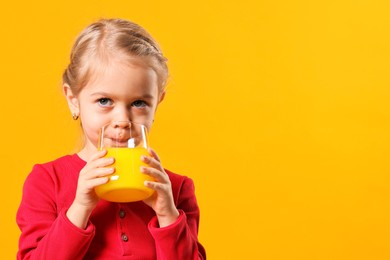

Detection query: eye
(98, 98), (113, 107)
(132, 100), (147, 108)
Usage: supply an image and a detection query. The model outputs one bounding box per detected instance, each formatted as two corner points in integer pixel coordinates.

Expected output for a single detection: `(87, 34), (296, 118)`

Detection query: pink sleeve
(148, 177), (206, 260)
(16, 165), (95, 260)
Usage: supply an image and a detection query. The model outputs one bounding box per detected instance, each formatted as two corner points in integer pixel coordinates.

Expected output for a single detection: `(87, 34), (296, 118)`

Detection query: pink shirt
(17, 154), (206, 259)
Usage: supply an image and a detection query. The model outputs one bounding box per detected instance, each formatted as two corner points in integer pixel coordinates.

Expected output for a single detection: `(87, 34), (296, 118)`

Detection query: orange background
(1, 0), (390, 259)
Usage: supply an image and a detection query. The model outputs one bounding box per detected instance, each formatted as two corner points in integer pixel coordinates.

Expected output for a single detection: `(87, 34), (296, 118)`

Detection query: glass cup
(94, 121), (155, 202)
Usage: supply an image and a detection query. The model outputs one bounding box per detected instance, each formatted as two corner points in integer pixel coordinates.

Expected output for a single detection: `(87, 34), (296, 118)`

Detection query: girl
(16, 18), (206, 259)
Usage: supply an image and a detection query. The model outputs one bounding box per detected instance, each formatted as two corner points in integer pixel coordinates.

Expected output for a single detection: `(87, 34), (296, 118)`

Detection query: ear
(153, 91), (166, 116)
(63, 84), (80, 116)
(158, 91), (166, 104)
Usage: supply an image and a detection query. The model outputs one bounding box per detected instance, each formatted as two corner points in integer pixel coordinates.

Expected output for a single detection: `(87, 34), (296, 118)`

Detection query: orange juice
(95, 147), (155, 202)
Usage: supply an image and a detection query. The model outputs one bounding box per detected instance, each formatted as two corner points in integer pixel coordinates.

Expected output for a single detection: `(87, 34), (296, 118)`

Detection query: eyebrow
(90, 92), (111, 97)
(90, 92), (155, 100)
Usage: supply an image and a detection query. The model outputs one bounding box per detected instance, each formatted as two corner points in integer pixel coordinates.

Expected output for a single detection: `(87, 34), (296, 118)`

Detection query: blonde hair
(63, 18), (168, 95)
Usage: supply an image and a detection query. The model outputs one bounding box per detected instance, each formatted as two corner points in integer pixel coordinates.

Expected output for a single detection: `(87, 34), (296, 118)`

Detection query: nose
(112, 105), (131, 126)
(112, 121), (131, 129)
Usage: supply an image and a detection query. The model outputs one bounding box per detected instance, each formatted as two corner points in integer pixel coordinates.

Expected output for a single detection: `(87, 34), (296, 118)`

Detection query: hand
(141, 148), (179, 227)
(67, 150), (114, 229)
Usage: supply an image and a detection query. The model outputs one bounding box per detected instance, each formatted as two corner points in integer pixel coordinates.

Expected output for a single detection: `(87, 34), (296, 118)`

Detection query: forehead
(82, 56), (159, 97)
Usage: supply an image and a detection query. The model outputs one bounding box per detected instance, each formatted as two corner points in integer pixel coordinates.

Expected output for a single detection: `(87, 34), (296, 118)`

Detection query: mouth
(105, 137), (137, 148)
(99, 123), (142, 149)
(109, 139), (131, 148)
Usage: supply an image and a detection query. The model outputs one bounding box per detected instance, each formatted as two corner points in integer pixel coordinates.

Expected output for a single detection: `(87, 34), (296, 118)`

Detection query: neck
(77, 142), (98, 162)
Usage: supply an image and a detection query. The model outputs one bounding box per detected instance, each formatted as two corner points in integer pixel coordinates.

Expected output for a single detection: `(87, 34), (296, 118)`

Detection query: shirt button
(121, 233), (129, 242)
(119, 209), (126, 218)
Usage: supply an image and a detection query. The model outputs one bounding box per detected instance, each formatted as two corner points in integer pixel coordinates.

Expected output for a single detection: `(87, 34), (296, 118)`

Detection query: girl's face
(65, 59), (163, 159)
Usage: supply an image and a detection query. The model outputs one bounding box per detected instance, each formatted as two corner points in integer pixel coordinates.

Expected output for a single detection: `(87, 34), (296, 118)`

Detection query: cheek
(81, 122), (100, 144)
(80, 115), (106, 146)
(131, 107), (155, 121)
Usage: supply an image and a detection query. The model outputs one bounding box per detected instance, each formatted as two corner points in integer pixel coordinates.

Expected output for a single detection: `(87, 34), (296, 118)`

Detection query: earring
(72, 113), (79, 120)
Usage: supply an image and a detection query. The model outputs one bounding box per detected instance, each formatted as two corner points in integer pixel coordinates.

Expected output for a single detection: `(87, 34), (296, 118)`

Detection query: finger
(82, 150), (111, 171)
(140, 166), (168, 183)
(80, 158), (114, 177)
(141, 155), (164, 171)
(85, 177), (110, 190)
(96, 156), (115, 167)
(88, 156), (115, 170)
(89, 149), (108, 161)
(87, 167), (115, 179)
(144, 180), (168, 192)
(147, 148), (161, 162)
